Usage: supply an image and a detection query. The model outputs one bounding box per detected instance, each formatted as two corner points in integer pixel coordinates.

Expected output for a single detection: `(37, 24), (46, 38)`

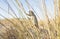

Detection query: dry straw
(0, 0), (60, 39)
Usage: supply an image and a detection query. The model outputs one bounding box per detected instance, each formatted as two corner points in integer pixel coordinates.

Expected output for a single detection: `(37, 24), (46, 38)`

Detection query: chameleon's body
(26, 10), (39, 28)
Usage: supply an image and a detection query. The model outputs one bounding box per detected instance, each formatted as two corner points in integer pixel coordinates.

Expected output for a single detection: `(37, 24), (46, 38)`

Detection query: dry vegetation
(0, 0), (60, 39)
(0, 18), (60, 39)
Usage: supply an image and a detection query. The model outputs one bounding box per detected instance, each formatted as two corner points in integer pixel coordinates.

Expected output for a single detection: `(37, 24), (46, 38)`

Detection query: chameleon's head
(29, 10), (33, 13)
(29, 10), (34, 15)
